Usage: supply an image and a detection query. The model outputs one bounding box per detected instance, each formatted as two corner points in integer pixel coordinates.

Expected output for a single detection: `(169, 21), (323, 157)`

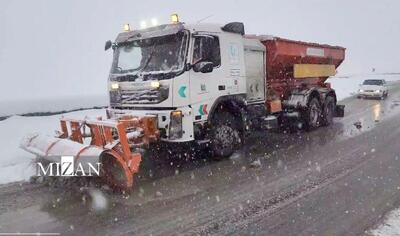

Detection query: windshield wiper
(138, 45), (156, 75)
(111, 73), (139, 82)
(141, 71), (178, 81)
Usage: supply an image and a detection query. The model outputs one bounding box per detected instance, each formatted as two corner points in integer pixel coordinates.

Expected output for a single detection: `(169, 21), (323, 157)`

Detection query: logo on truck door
(201, 84), (206, 92)
(229, 43), (240, 64)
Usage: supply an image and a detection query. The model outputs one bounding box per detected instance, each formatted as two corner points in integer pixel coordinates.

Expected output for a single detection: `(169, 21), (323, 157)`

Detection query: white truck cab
(105, 20), (345, 158)
(106, 22), (273, 156)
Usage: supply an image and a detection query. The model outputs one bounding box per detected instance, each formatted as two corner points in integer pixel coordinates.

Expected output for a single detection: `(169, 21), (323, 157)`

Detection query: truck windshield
(363, 80), (383, 85)
(112, 32), (188, 76)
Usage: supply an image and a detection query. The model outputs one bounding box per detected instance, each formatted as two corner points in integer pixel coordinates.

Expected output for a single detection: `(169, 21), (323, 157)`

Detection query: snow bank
(0, 109), (105, 184)
(369, 207), (400, 236)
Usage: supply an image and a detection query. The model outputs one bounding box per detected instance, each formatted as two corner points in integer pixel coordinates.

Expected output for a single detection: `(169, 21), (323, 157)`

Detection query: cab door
(189, 34), (223, 120)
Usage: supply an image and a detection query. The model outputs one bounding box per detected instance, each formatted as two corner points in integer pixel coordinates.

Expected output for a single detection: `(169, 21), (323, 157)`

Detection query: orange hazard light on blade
(294, 64), (336, 78)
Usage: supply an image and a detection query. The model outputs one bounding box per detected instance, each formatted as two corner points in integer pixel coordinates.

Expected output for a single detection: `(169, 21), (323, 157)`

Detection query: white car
(358, 79), (389, 99)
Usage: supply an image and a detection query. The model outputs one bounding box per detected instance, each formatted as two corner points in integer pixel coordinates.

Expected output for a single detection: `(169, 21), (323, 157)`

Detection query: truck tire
(303, 97), (322, 130)
(321, 96), (335, 126)
(209, 112), (241, 159)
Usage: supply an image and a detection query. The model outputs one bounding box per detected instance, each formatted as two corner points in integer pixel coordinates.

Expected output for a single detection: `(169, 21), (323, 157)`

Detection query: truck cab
(106, 22), (268, 152)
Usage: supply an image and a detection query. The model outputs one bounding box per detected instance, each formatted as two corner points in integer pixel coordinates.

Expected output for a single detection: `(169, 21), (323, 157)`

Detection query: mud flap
(335, 105), (345, 117)
(263, 115), (279, 130)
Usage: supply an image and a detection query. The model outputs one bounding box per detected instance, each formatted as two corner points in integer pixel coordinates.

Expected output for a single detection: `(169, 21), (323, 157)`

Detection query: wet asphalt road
(1, 83), (400, 236)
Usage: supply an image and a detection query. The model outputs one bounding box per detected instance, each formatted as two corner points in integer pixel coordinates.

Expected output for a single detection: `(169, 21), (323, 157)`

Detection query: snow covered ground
(0, 109), (105, 184)
(368, 208), (400, 236)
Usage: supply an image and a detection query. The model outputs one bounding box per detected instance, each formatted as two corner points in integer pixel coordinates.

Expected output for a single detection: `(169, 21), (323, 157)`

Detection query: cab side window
(193, 36), (221, 67)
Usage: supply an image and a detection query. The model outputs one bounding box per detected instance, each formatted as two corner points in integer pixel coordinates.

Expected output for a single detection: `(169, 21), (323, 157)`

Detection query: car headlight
(169, 110), (183, 140)
(359, 89), (364, 92)
(375, 90), (381, 93)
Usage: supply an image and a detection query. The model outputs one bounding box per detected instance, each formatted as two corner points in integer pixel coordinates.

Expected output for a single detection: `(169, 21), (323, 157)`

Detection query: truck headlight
(150, 81), (160, 89)
(169, 110), (183, 139)
(111, 82), (119, 90)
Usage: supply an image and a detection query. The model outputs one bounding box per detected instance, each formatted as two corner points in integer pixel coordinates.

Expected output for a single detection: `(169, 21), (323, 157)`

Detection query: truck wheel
(321, 96), (335, 126)
(209, 112), (241, 159)
(303, 97), (322, 130)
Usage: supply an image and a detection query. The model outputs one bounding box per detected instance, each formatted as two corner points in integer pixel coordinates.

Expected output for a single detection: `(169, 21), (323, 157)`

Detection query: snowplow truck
(106, 22), (345, 155)
(21, 21), (345, 191)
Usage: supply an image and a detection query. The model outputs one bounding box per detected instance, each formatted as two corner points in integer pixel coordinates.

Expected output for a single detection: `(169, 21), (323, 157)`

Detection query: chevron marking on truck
(198, 104), (208, 115)
(178, 86), (187, 98)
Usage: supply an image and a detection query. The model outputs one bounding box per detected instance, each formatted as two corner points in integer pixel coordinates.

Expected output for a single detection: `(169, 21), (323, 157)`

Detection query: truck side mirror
(193, 61), (214, 73)
(105, 40), (112, 51)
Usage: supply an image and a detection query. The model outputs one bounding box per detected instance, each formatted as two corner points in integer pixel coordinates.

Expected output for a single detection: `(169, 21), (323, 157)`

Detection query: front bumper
(107, 107), (194, 142)
(358, 91), (384, 97)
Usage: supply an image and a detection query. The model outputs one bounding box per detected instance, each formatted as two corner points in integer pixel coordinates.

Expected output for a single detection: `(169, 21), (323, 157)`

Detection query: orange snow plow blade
(20, 115), (160, 192)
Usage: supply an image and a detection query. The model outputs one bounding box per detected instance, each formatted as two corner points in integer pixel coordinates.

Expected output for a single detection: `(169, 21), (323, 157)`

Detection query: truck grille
(118, 87), (169, 104)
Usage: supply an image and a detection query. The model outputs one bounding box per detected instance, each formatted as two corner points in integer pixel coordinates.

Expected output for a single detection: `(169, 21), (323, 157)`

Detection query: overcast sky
(1, 0), (399, 101)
